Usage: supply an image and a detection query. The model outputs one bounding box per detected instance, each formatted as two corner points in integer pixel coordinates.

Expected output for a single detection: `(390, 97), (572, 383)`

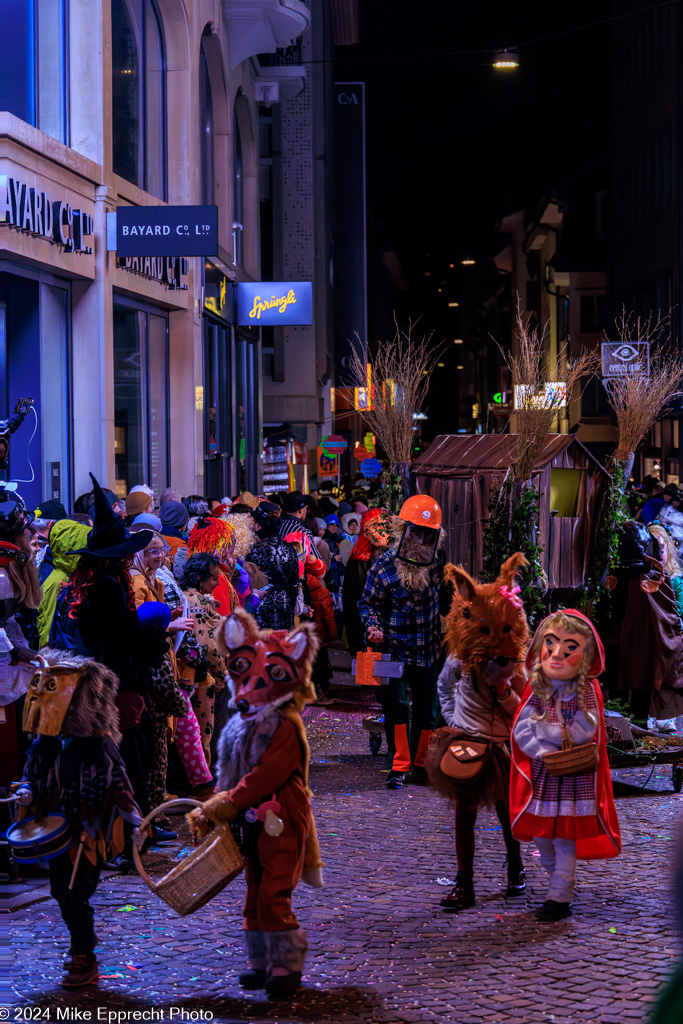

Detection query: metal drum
(7, 813), (74, 863)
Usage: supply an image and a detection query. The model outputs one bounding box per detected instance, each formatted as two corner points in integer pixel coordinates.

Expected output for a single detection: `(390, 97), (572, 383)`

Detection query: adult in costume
(18, 650), (140, 987)
(426, 554), (530, 913)
(510, 610), (621, 921)
(189, 609), (323, 998)
(358, 496), (445, 788)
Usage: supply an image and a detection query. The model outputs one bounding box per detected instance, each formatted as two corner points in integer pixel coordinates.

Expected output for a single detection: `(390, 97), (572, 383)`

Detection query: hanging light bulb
(492, 49), (520, 69)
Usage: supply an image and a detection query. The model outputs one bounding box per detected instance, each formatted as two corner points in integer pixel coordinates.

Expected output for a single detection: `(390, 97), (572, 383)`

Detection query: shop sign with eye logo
(601, 341), (650, 379)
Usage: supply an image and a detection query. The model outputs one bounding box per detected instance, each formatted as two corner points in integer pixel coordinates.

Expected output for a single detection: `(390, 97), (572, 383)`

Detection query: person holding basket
(510, 610), (621, 921)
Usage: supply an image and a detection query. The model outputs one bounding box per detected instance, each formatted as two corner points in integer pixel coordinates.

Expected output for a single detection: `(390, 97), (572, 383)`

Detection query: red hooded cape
(510, 609), (621, 860)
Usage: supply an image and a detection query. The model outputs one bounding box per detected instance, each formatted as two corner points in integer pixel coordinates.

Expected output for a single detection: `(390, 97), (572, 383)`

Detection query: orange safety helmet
(398, 495), (442, 531)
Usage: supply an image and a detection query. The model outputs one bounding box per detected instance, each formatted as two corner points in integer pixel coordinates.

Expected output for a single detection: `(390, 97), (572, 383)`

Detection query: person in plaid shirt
(359, 496), (445, 788)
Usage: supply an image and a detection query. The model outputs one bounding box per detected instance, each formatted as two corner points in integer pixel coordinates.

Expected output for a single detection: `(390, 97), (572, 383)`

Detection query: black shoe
(440, 872), (475, 913)
(385, 770), (405, 789)
(506, 866), (526, 898)
(238, 968), (267, 990)
(265, 971), (302, 998)
(60, 954), (98, 989)
(535, 900), (572, 922)
(65, 935), (99, 967)
(152, 824), (177, 842)
(405, 766), (429, 786)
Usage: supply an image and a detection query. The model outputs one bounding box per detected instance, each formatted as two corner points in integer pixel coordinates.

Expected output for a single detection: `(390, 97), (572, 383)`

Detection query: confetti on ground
(116, 904), (138, 912)
(609, 927), (618, 934)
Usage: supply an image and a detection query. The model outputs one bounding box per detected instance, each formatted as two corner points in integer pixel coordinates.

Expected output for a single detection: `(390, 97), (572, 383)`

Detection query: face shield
(395, 523), (440, 567)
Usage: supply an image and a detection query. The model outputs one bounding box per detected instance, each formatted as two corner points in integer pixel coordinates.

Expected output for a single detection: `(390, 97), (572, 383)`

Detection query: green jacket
(37, 521), (91, 647)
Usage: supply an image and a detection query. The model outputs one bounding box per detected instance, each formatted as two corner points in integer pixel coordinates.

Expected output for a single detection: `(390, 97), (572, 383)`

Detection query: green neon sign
(493, 392), (502, 404)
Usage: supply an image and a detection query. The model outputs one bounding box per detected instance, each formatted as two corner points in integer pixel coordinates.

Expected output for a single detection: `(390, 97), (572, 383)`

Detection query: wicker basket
(133, 799), (243, 916)
(544, 728), (599, 778)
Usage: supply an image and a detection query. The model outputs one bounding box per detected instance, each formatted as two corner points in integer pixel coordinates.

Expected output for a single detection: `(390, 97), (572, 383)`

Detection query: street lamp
(492, 49), (519, 69)
(461, 257), (476, 266)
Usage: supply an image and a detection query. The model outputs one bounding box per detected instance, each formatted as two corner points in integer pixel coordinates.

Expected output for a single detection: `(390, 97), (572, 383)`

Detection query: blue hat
(133, 512), (163, 531)
(137, 601), (171, 631)
(325, 514), (340, 526)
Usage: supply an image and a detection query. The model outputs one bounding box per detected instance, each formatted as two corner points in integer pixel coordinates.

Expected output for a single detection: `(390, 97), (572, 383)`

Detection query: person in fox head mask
(358, 496), (446, 789)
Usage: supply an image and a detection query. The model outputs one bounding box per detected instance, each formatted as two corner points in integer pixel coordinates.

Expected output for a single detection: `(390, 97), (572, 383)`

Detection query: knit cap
(161, 500), (190, 532)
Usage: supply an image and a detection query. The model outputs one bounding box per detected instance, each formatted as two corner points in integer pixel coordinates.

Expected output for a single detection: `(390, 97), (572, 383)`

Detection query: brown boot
(440, 872), (475, 913)
(60, 954), (98, 988)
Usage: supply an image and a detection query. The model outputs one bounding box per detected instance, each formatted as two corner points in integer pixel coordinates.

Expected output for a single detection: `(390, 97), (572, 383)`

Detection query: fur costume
(18, 649), (140, 968)
(426, 553), (530, 806)
(190, 609), (322, 986)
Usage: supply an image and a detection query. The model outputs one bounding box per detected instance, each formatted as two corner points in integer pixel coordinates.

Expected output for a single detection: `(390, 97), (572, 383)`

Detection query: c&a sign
(236, 282), (313, 326)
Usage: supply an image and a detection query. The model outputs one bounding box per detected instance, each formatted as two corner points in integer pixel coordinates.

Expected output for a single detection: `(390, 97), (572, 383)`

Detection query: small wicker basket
(543, 727), (599, 778)
(133, 799), (243, 916)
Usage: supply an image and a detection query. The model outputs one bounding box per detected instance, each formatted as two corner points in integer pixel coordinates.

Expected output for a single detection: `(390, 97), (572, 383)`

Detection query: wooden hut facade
(412, 434), (611, 588)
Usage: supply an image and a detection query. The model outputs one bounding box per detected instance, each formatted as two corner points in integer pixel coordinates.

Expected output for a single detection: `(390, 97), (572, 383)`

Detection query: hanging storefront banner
(236, 282), (313, 326)
(317, 446), (338, 478)
(113, 206), (218, 257)
(361, 458), (382, 479)
(321, 434), (348, 456)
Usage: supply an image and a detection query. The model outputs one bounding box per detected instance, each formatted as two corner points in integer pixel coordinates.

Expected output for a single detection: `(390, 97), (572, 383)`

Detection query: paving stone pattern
(9, 700), (683, 1024)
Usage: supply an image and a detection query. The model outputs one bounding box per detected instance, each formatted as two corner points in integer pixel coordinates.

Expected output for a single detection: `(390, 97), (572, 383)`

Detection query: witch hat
(70, 473), (152, 558)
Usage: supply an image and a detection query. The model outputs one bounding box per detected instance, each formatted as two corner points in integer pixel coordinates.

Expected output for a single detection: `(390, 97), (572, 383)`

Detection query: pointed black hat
(70, 474), (152, 558)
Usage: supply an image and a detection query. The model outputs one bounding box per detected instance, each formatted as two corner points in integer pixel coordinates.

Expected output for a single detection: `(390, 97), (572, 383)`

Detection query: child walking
(510, 610), (621, 921)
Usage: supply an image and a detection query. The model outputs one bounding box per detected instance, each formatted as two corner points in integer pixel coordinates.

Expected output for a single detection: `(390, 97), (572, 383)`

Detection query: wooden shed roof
(413, 433), (611, 477)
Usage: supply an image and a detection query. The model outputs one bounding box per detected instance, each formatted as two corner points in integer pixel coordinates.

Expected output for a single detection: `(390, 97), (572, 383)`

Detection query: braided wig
(528, 611), (597, 722)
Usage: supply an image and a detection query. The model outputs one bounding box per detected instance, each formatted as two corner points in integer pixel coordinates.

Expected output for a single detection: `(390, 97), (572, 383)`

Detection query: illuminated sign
(601, 341), (650, 378)
(116, 205), (218, 257)
(0, 175), (93, 254)
(321, 434), (348, 456)
(236, 282), (313, 326)
(514, 382), (567, 410)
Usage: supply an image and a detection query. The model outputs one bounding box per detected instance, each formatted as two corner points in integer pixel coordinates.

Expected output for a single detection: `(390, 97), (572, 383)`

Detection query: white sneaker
(648, 717), (678, 734)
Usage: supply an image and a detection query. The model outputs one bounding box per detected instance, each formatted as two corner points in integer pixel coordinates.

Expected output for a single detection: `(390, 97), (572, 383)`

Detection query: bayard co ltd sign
(236, 282), (313, 326)
(0, 174), (93, 253)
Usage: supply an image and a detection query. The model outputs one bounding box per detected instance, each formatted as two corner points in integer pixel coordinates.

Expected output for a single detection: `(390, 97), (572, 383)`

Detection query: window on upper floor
(111, 0), (166, 199)
(199, 34), (215, 207)
(1, 0), (69, 144)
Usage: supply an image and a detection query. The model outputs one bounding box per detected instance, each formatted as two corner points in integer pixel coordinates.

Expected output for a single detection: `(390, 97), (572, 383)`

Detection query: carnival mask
(22, 657), (86, 736)
(219, 611), (315, 717)
(539, 627), (588, 681)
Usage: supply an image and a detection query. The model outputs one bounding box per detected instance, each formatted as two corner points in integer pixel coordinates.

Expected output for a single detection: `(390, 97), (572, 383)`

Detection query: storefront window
(0, 272), (71, 510)
(3, 0), (68, 144)
(113, 301), (168, 497)
(111, 0), (166, 198)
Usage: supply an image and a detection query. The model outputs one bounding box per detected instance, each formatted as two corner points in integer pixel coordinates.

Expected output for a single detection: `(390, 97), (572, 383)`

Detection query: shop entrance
(0, 269), (71, 510)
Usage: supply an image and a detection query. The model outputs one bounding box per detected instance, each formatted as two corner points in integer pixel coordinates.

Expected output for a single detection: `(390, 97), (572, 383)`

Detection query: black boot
(535, 899), (572, 922)
(238, 969), (267, 990)
(405, 766), (429, 786)
(505, 862), (526, 898)
(385, 770), (405, 789)
(440, 871), (475, 912)
(265, 972), (302, 998)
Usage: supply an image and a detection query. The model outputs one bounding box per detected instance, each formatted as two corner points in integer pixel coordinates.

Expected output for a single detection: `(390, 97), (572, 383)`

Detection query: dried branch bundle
(503, 307), (599, 482)
(348, 323), (444, 467)
(604, 312), (683, 454)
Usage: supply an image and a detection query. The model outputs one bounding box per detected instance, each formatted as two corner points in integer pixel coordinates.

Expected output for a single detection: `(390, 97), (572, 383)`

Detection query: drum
(7, 813), (74, 864)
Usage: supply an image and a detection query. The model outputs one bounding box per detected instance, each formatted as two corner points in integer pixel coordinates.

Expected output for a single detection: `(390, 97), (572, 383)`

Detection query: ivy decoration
(585, 460), (630, 605)
(482, 476), (545, 625)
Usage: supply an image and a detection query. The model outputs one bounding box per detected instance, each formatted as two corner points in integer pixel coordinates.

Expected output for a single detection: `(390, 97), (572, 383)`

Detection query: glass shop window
(113, 302), (168, 498)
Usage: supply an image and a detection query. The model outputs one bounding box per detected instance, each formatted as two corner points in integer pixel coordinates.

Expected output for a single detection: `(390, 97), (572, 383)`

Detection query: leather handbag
(440, 736), (491, 781)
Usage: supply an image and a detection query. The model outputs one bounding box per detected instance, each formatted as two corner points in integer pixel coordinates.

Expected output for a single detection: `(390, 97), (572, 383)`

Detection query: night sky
(334, 0), (611, 437)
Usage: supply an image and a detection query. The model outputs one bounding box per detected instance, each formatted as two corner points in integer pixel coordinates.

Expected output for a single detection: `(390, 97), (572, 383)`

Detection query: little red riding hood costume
(510, 609), (621, 860)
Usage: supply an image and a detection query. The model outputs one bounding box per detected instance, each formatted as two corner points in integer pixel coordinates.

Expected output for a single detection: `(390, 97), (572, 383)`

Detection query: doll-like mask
(220, 612), (314, 717)
(539, 626), (588, 681)
(22, 658), (85, 736)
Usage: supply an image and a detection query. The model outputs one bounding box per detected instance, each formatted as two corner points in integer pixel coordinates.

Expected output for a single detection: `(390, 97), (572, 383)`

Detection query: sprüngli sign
(236, 282), (313, 326)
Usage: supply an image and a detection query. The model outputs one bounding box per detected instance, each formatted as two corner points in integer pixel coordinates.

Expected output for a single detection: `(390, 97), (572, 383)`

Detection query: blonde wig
(649, 524), (683, 579)
(528, 611), (597, 722)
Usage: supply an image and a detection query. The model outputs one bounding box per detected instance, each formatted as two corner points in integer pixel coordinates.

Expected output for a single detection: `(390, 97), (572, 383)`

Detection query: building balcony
(221, 0), (310, 70)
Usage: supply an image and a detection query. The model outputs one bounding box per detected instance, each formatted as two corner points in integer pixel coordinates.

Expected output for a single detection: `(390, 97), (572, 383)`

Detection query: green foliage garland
(482, 475), (513, 583)
(585, 460), (630, 604)
(482, 477), (545, 625)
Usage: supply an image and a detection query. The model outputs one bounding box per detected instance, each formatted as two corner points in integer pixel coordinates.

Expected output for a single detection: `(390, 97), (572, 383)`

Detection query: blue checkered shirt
(358, 550), (443, 667)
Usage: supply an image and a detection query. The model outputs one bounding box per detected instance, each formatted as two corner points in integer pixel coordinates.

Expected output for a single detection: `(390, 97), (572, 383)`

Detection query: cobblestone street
(9, 698), (683, 1024)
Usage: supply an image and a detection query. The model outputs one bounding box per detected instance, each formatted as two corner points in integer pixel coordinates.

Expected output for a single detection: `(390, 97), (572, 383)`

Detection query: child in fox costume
(426, 553), (530, 913)
(189, 609), (323, 999)
(510, 610), (621, 921)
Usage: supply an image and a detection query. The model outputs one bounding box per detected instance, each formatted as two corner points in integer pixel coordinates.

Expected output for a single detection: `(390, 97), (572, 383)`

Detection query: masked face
(22, 666), (84, 736)
(395, 523), (439, 566)
(540, 628), (588, 681)
(221, 613), (313, 718)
